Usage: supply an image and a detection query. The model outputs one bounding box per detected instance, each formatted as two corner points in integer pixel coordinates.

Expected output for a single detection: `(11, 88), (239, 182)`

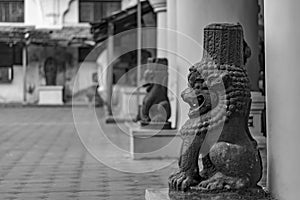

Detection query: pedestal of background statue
(38, 86), (63, 105)
(125, 122), (181, 159)
(145, 188), (274, 200)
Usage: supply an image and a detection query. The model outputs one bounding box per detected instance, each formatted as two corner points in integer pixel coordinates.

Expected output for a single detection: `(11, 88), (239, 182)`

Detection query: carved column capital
(148, 0), (166, 13)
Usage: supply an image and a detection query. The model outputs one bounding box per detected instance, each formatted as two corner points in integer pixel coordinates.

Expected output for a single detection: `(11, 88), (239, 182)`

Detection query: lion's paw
(168, 171), (201, 191)
(195, 172), (249, 191)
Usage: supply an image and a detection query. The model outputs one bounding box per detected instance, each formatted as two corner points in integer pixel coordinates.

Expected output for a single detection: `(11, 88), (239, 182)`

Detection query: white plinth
(38, 86), (63, 105)
(126, 123), (181, 160)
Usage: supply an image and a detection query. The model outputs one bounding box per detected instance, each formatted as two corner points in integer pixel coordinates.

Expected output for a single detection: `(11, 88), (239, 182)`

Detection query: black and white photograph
(0, 0), (297, 199)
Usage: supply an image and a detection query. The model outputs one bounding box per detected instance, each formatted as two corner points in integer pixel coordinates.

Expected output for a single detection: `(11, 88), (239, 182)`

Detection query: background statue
(169, 23), (262, 192)
(44, 57), (57, 86)
(139, 58), (171, 129)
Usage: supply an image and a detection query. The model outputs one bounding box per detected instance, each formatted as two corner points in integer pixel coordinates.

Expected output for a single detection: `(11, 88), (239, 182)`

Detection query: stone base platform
(38, 86), (63, 105)
(125, 123), (181, 159)
(139, 121), (172, 130)
(145, 188), (275, 200)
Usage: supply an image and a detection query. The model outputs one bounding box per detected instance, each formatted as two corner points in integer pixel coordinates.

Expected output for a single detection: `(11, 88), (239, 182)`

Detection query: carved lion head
(180, 61), (251, 136)
(180, 23), (253, 136)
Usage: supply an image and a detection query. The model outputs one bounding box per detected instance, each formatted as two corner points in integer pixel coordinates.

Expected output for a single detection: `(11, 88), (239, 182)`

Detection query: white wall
(0, 66), (23, 103)
(63, 0), (79, 25)
(0, 0), (106, 104)
(25, 0), (79, 28)
(265, 0), (300, 199)
(177, 0), (259, 88)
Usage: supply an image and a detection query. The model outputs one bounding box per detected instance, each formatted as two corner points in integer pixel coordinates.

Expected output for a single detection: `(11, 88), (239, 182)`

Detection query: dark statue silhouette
(44, 57), (57, 86)
(139, 58), (171, 129)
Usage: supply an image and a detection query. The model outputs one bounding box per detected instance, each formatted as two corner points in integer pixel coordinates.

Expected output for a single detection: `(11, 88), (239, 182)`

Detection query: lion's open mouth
(188, 94), (205, 108)
(188, 94), (207, 118)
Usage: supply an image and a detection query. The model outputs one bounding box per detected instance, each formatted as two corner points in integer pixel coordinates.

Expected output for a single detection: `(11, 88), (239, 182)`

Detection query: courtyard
(0, 107), (177, 200)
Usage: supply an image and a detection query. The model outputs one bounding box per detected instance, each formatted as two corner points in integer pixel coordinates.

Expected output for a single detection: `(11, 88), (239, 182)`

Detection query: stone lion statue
(169, 23), (262, 191)
(139, 58), (171, 128)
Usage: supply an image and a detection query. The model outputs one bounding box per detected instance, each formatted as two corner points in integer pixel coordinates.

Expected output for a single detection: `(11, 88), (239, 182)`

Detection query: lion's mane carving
(180, 62), (251, 136)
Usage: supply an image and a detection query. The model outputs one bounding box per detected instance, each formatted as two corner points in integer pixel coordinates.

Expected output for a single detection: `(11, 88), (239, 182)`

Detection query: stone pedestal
(125, 123), (181, 159)
(145, 188), (274, 200)
(38, 86), (63, 105)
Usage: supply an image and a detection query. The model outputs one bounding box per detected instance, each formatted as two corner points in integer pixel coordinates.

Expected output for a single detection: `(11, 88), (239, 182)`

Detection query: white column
(106, 22), (114, 116)
(167, 0), (178, 128)
(265, 1), (300, 199)
(173, 0), (259, 127)
(148, 0), (167, 57)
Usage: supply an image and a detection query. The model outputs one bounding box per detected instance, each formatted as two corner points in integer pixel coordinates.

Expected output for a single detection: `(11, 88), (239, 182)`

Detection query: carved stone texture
(168, 23), (263, 193)
(140, 58), (171, 129)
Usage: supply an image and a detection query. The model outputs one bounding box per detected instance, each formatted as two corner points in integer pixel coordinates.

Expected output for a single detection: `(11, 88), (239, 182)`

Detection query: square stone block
(38, 86), (63, 105)
(125, 123), (181, 159)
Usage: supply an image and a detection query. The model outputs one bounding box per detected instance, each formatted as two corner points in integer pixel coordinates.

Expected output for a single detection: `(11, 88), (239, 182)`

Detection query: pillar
(106, 22), (114, 116)
(172, 0), (259, 127)
(265, 0), (300, 199)
(22, 46), (27, 104)
(166, 0), (178, 128)
(148, 0), (167, 57)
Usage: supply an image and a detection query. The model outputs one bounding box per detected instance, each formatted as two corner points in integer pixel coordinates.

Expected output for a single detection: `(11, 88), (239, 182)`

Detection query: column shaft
(265, 0), (300, 199)
(174, 0), (259, 127)
(157, 11), (167, 57)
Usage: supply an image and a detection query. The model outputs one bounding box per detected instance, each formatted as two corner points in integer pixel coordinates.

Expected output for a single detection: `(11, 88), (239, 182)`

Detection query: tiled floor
(0, 107), (176, 200)
(0, 107), (267, 200)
